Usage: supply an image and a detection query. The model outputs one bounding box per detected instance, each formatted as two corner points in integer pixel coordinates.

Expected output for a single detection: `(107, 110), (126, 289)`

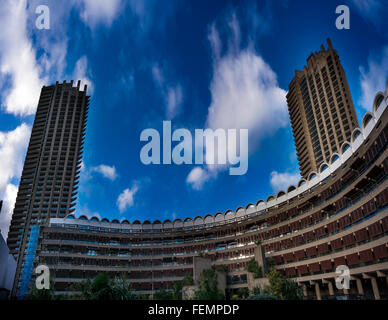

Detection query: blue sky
(0, 0), (388, 235)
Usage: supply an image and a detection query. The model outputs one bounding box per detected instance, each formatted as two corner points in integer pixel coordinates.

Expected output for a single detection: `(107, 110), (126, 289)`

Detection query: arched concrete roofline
(194, 216), (204, 225)
(373, 91), (385, 113)
(362, 112), (375, 130)
(287, 185), (296, 193)
(330, 153), (340, 164)
(386, 78), (388, 95)
(71, 98), (387, 233)
(173, 219), (183, 228)
(308, 171), (317, 181)
(163, 219), (173, 228)
(351, 127), (363, 143)
(111, 219), (120, 224)
(256, 199), (265, 206)
(153, 220), (162, 224)
(121, 219), (130, 224)
(297, 179), (307, 187)
(319, 162), (329, 173)
(214, 212), (224, 218)
(276, 190), (286, 198)
(224, 210), (235, 220)
(340, 141), (351, 154)
(244, 204), (253, 210)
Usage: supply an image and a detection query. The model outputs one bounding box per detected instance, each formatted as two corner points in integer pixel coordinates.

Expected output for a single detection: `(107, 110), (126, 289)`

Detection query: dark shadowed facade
(6, 81), (90, 298)
(0, 201), (16, 300)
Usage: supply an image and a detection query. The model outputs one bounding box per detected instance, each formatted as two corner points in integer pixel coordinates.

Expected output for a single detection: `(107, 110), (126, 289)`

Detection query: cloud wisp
(0, 0), (44, 116)
(0, 123), (31, 237)
(79, 0), (123, 29)
(359, 46), (388, 110)
(186, 8), (288, 190)
(270, 171), (301, 193)
(152, 63), (184, 119)
(117, 183), (139, 213)
(91, 164), (118, 181)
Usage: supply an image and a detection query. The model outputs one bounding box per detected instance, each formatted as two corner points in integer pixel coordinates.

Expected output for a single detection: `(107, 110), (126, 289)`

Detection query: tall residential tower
(7, 81), (89, 297)
(286, 38), (359, 178)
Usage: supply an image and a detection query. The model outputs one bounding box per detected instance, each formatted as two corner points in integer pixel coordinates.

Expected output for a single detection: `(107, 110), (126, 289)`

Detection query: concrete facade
(287, 39), (359, 178)
(30, 84), (388, 299)
(6, 81), (90, 297)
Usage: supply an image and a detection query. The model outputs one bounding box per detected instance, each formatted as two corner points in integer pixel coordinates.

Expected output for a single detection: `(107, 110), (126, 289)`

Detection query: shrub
(247, 258), (263, 278)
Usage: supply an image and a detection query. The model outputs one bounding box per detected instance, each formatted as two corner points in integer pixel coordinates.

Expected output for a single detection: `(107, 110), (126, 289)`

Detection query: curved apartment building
(35, 84), (388, 300)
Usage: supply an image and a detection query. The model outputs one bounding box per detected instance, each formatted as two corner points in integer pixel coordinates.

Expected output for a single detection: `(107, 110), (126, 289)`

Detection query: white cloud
(152, 64), (164, 86)
(359, 46), (388, 110)
(0, 1), (96, 117)
(186, 11), (288, 188)
(270, 171), (301, 193)
(166, 85), (183, 119)
(0, 184), (18, 239)
(79, 204), (101, 220)
(206, 25), (288, 142)
(80, 0), (122, 29)
(0, 0), (45, 116)
(151, 63), (184, 119)
(0, 123), (31, 238)
(91, 164), (118, 181)
(186, 167), (210, 191)
(350, 0), (385, 28)
(117, 184), (139, 213)
(72, 56), (94, 94)
(0, 123), (30, 194)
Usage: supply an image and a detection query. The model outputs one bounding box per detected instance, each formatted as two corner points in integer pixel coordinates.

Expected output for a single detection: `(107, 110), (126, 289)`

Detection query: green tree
(266, 257), (275, 268)
(194, 268), (224, 300)
(182, 273), (194, 286)
(214, 265), (227, 273)
(246, 258), (263, 278)
(263, 268), (303, 300)
(172, 281), (184, 300)
(281, 277), (303, 300)
(172, 273), (194, 300)
(237, 287), (250, 299)
(72, 273), (135, 300)
(255, 239), (263, 246)
(110, 276), (136, 300)
(247, 293), (278, 300)
(25, 277), (60, 300)
(153, 289), (173, 300)
(251, 286), (261, 295)
(25, 286), (54, 300)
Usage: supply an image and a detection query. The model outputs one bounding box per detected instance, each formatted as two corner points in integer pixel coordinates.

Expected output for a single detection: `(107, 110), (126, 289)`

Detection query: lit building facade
(35, 84), (388, 300)
(287, 39), (359, 178)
